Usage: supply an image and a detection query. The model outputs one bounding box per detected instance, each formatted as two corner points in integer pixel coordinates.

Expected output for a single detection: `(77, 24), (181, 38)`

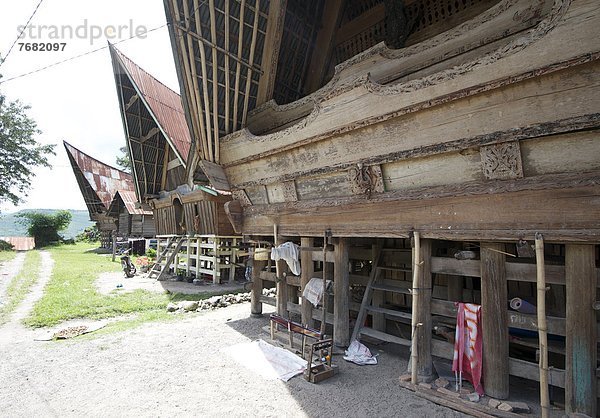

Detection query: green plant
(17, 210), (72, 247)
(0, 239), (14, 251)
(145, 247), (157, 260)
(0, 250), (41, 324)
(76, 225), (100, 242)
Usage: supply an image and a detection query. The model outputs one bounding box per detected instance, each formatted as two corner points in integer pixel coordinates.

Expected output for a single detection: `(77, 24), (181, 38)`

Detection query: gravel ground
(0, 252), (26, 308)
(0, 300), (466, 418)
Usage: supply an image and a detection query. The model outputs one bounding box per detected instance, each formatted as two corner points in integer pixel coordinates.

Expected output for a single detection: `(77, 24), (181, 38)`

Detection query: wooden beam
(251, 259), (266, 316)
(333, 237), (350, 347)
(241, 0), (261, 126)
(256, 0), (286, 105)
(535, 234), (550, 418)
(481, 242), (509, 399)
(304, 0), (344, 93)
(565, 244), (597, 417)
(417, 238), (433, 381)
(274, 224), (288, 317)
(232, 0), (245, 132)
(300, 237), (314, 327)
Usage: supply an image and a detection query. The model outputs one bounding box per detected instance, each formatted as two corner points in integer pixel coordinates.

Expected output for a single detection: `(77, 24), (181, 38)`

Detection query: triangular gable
(108, 190), (153, 217)
(63, 141), (134, 219)
(110, 44), (192, 202)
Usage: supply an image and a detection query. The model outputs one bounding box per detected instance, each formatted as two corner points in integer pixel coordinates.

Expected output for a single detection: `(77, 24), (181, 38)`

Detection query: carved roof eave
(221, 0), (580, 169)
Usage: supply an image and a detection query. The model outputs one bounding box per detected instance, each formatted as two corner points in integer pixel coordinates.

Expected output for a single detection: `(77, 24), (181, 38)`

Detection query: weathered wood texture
(333, 238), (350, 347)
(417, 238), (433, 380)
(480, 243), (509, 399)
(274, 225), (288, 317)
(241, 185), (600, 241)
(565, 244), (597, 417)
(251, 260), (267, 316)
(300, 237), (314, 327)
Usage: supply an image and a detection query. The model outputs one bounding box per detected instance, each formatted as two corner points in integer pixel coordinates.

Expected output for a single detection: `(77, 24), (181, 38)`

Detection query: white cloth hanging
(271, 241), (301, 275)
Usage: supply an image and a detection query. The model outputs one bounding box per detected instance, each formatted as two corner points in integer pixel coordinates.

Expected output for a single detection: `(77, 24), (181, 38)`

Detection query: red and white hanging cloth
(452, 302), (484, 395)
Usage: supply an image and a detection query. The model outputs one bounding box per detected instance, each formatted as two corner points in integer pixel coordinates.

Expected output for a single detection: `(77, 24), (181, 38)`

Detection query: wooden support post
(334, 237), (350, 347)
(274, 224), (288, 317)
(300, 237), (315, 327)
(371, 243), (386, 331)
(111, 230), (117, 262)
(535, 233), (550, 418)
(480, 242), (509, 399)
(417, 238), (433, 381)
(565, 244), (597, 417)
(410, 232), (421, 384)
(251, 258), (266, 316)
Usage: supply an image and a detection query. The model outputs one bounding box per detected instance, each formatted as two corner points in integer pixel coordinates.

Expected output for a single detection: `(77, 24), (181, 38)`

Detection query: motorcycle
(120, 249), (137, 278)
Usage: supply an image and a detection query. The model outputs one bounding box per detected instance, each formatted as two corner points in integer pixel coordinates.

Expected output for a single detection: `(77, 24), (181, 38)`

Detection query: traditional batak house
(63, 141), (153, 247)
(110, 45), (239, 283)
(164, 0), (599, 413)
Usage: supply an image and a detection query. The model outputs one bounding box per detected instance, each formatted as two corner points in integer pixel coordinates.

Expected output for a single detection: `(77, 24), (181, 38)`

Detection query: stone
(193, 279), (203, 285)
(435, 378), (449, 388)
(488, 398), (501, 408)
(399, 374), (412, 382)
(497, 403), (513, 412)
(437, 387), (460, 398)
(466, 393), (480, 402)
(182, 301), (199, 311)
(418, 383), (432, 389)
(207, 296), (222, 305)
(166, 303), (178, 312)
(506, 401), (530, 413)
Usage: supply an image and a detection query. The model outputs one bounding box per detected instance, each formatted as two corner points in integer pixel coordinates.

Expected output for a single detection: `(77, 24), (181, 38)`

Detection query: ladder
(351, 248), (413, 347)
(148, 236), (186, 281)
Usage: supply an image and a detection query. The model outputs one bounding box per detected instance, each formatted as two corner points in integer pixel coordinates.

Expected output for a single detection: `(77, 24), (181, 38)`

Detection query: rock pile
(166, 291), (258, 313)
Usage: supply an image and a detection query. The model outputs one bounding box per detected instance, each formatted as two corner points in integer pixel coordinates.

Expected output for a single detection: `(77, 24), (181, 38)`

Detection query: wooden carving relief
(480, 141), (524, 180)
(232, 189), (253, 207)
(282, 180), (298, 202)
(348, 164), (385, 197)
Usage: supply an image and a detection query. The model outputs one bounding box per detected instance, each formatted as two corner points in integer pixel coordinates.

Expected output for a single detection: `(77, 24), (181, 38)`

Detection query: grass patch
(0, 250), (16, 264)
(25, 243), (235, 329)
(25, 243), (172, 327)
(0, 250), (42, 325)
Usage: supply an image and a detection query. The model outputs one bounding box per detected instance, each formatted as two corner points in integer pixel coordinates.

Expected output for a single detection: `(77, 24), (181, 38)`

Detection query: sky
(0, 0), (180, 213)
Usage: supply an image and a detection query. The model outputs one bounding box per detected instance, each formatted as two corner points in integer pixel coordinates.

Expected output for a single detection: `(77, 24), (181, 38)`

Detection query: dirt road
(0, 302), (465, 417)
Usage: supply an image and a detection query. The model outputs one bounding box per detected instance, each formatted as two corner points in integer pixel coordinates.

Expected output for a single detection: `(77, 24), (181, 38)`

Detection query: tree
(17, 210), (72, 247)
(0, 86), (55, 208)
(116, 146), (131, 172)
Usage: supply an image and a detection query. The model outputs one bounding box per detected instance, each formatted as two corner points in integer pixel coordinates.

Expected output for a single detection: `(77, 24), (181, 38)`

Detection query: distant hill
(0, 209), (94, 239)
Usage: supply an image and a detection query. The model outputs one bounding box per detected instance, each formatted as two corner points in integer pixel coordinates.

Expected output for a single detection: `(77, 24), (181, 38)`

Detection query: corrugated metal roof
(64, 141), (135, 211)
(112, 190), (153, 215)
(0, 237), (35, 251)
(112, 46), (191, 162)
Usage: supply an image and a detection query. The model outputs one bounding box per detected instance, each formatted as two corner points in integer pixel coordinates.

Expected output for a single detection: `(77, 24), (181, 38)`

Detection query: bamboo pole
(242, 0), (260, 126)
(192, 0), (214, 162)
(535, 233), (550, 418)
(208, 0), (220, 162)
(411, 231), (421, 384)
(320, 231), (328, 337)
(172, 0), (206, 160)
(232, 0), (246, 132)
(224, 0), (230, 134)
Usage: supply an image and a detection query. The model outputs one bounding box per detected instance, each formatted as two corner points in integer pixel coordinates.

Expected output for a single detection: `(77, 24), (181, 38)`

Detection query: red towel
(452, 303), (484, 395)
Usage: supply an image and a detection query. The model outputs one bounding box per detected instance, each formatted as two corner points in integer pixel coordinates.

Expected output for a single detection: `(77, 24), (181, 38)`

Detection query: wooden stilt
(371, 243), (386, 331)
(274, 224), (288, 317)
(480, 242), (509, 399)
(251, 258), (266, 316)
(411, 231), (421, 384)
(300, 237), (314, 327)
(534, 233), (550, 418)
(565, 244), (597, 417)
(417, 238), (433, 381)
(334, 237), (350, 347)
(320, 232), (330, 336)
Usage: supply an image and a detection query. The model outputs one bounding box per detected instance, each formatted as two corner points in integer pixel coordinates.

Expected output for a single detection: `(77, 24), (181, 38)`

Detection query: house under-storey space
(163, 0), (599, 414)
